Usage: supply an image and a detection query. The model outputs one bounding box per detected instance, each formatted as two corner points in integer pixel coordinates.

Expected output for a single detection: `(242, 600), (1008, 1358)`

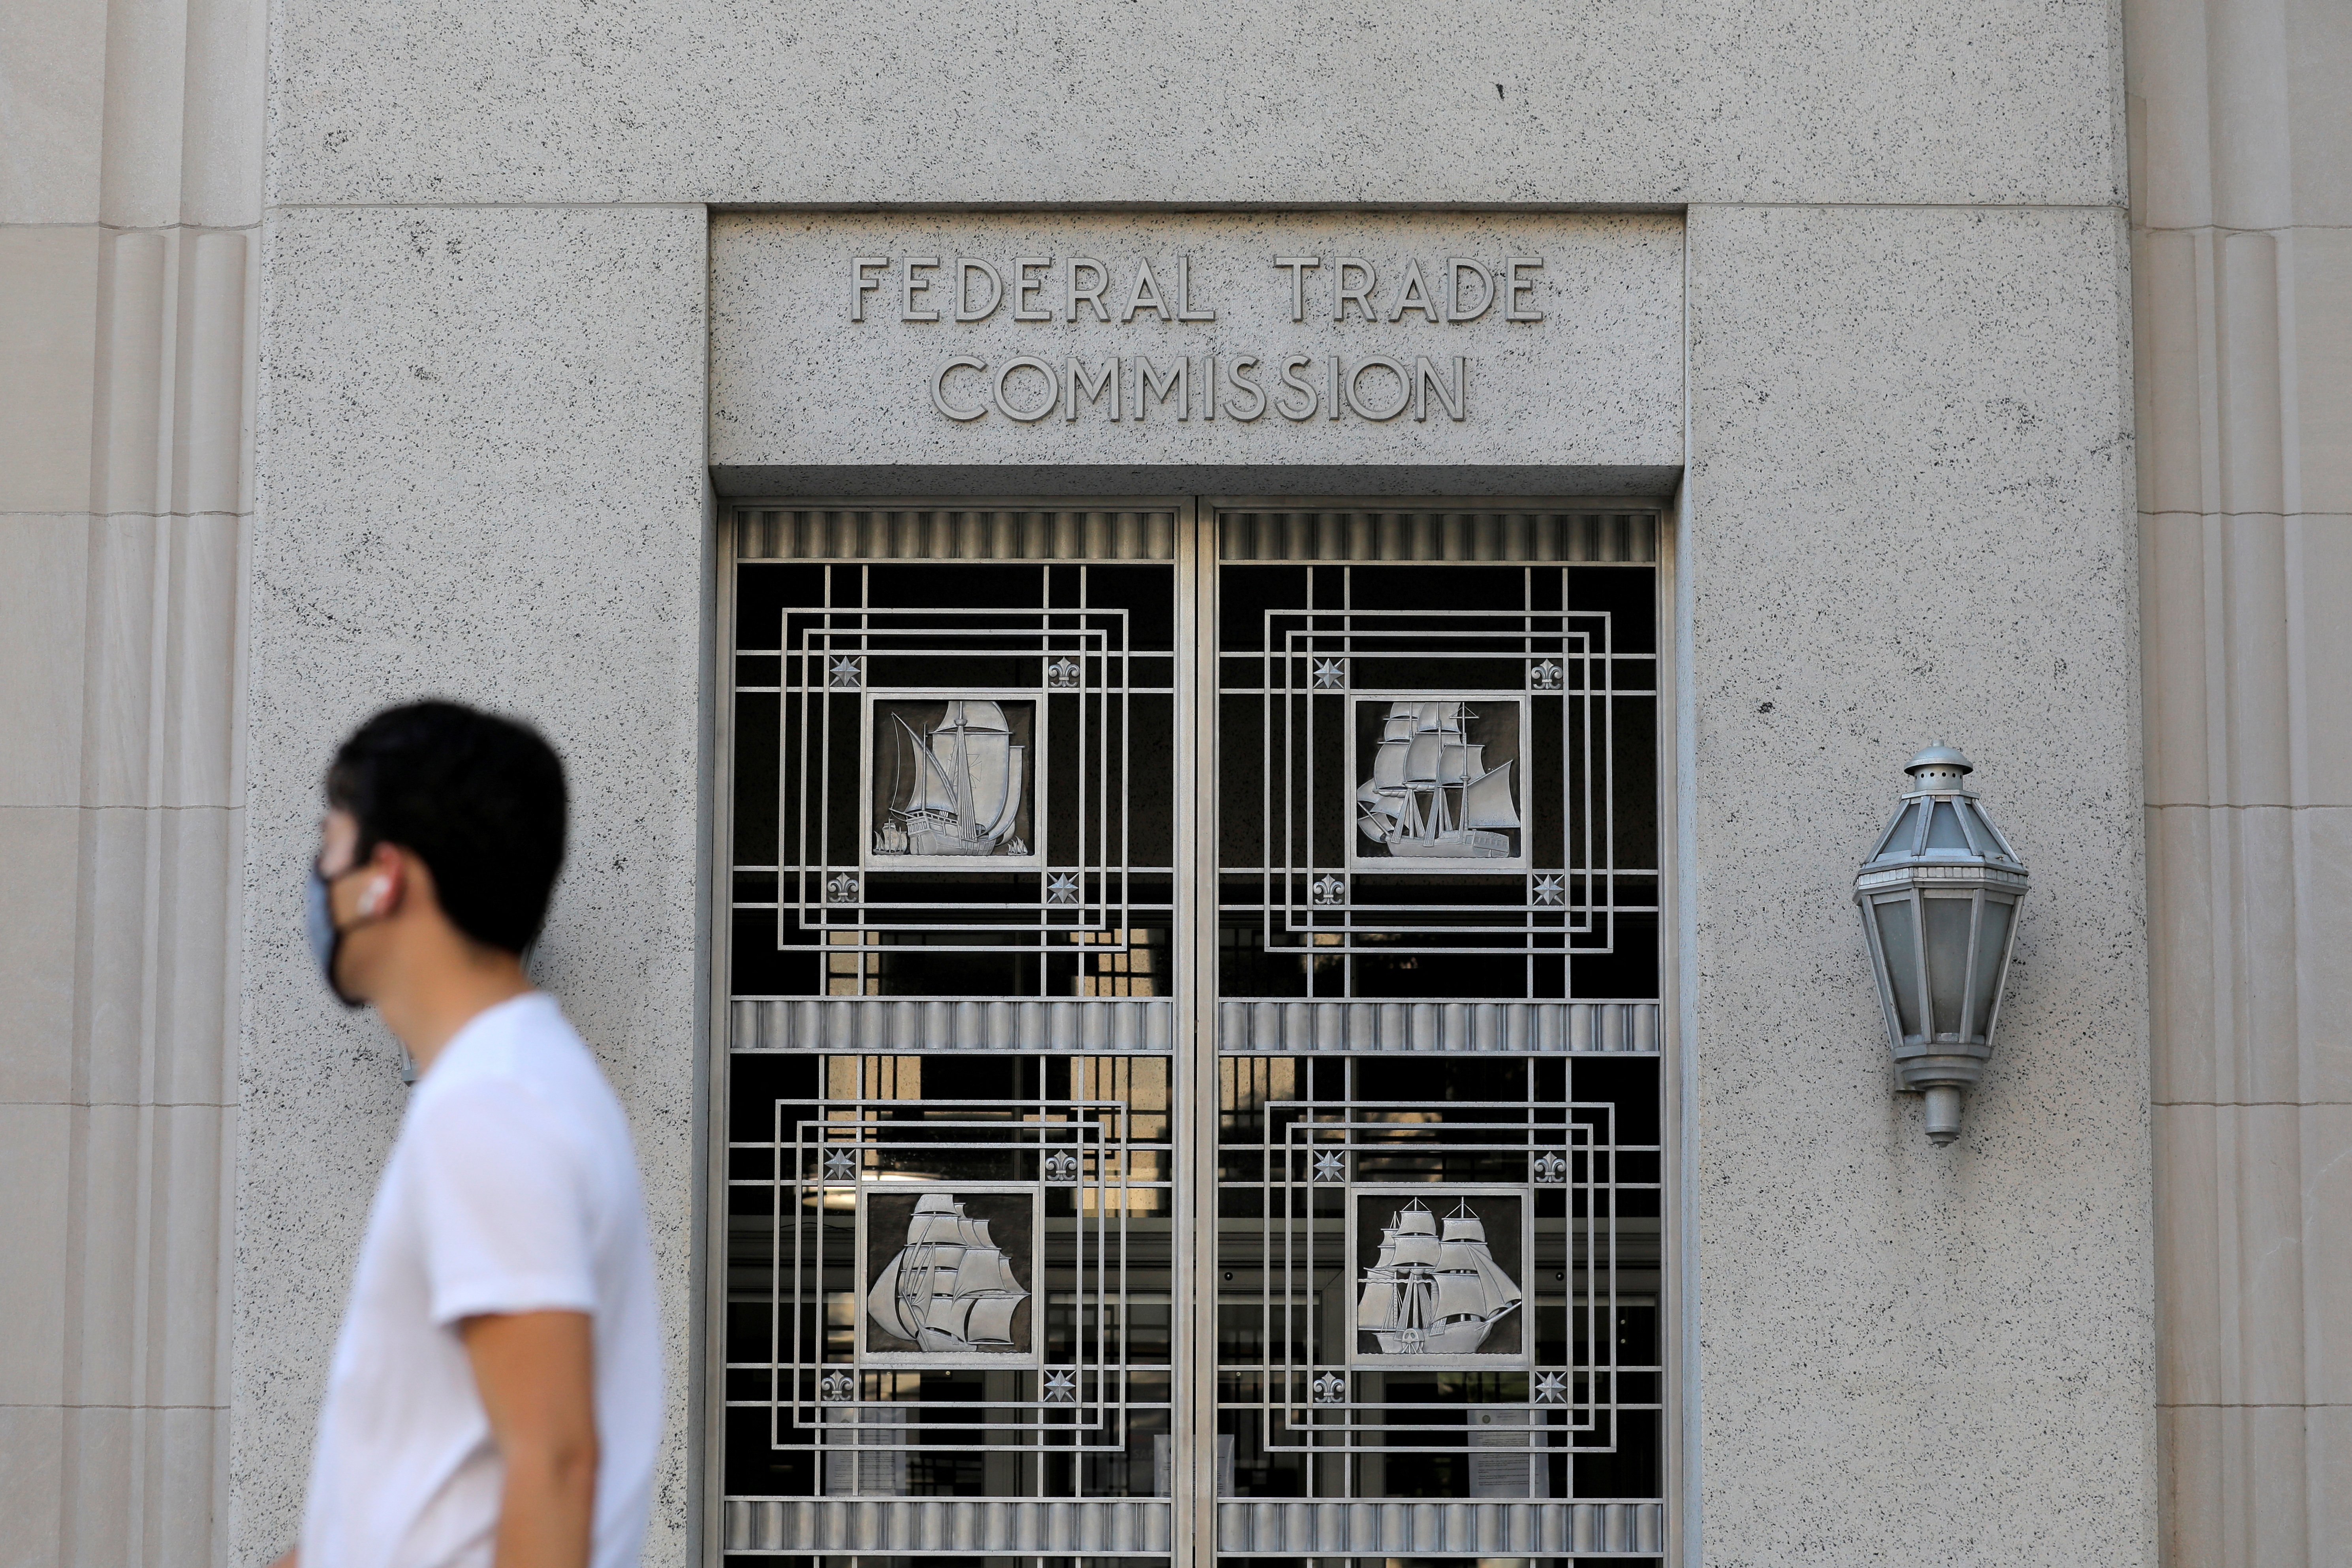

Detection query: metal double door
(709, 500), (1669, 1564)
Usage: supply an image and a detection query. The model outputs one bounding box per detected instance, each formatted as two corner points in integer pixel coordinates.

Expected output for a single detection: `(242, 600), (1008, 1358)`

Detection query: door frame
(697, 493), (1683, 1566)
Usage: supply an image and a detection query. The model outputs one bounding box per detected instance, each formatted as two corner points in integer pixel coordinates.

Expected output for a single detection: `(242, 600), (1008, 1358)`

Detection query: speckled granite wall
(1684, 203), (2150, 1565)
(238, 206), (709, 1565)
(259, 4), (2122, 208)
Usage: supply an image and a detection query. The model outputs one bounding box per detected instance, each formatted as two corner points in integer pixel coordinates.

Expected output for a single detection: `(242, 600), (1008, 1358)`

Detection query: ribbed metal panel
(737, 507), (1177, 561)
(731, 996), (1175, 1053)
(1218, 509), (1658, 564)
(722, 1497), (1173, 1554)
(1215, 1498), (1666, 1555)
(1216, 999), (1660, 1054)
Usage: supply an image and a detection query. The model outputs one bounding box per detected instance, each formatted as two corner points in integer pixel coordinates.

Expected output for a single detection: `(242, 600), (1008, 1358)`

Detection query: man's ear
(357, 844), (405, 917)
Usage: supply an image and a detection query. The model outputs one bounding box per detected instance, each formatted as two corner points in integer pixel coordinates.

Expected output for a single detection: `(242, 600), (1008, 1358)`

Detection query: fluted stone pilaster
(2128, 0), (2352, 1559)
(0, 0), (260, 1560)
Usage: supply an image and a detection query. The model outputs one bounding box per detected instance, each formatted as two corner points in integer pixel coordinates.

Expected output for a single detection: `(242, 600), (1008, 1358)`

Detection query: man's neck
(375, 939), (535, 1075)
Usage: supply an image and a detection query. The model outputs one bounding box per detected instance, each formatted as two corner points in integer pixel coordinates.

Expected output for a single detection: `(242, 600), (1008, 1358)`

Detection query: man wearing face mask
(273, 701), (661, 1568)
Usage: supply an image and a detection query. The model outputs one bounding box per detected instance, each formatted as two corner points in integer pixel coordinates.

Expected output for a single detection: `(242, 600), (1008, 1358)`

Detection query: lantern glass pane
(1968, 897), (2015, 1035)
(1874, 802), (1924, 861)
(1872, 896), (1923, 1037)
(1922, 894), (1975, 1039)
(1924, 801), (1970, 852)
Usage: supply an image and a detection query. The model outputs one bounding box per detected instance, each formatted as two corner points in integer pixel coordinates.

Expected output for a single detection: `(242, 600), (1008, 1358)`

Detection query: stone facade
(0, 1), (2341, 1566)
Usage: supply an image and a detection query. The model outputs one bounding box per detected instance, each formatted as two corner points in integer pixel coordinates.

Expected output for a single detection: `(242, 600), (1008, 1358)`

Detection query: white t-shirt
(299, 992), (664, 1568)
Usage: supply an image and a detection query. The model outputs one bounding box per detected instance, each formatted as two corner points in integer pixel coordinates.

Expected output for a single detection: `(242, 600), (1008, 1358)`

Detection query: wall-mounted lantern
(1854, 746), (2030, 1144)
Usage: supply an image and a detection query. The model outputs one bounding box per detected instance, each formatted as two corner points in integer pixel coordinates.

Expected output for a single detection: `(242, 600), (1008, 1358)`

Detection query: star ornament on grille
(1533, 1151), (1569, 1184)
(1310, 874), (1345, 907)
(1312, 1151), (1346, 1183)
(1044, 1370), (1077, 1402)
(824, 1150), (857, 1180)
(1046, 872), (1080, 905)
(1534, 1372), (1568, 1405)
(1532, 874), (1565, 906)
(1312, 1373), (1346, 1405)
(1311, 657), (1347, 689)
(1530, 659), (1564, 691)
(827, 655), (864, 689)
(1046, 655), (1083, 689)
(820, 1371), (855, 1402)
(1043, 1151), (1081, 1182)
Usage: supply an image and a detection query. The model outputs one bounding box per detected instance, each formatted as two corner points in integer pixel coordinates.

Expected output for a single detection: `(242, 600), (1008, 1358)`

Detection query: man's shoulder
(414, 995), (622, 1138)
(431, 992), (593, 1080)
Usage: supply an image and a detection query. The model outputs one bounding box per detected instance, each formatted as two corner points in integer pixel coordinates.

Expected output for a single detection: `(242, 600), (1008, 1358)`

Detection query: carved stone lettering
(716, 216), (1679, 461)
(823, 245), (1589, 425)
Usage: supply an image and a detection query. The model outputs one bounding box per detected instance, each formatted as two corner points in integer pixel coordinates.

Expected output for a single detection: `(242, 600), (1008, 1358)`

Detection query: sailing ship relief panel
(861, 1189), (1036, 1363)
(1352, 697), (1528, 869)
(1352, 1192), (1526, 1362)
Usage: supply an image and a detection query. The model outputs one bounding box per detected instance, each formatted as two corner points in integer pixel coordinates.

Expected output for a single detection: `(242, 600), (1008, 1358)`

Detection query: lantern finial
(1904, 744), (1974, 789)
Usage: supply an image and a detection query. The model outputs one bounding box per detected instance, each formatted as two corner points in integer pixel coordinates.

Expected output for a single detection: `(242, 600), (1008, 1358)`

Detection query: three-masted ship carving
(1357, 702), (1521, 859)
(867, 1193), (1029, 1353)
(872, 700), (1028, 858)
(1357, 1199), (1522, 1355)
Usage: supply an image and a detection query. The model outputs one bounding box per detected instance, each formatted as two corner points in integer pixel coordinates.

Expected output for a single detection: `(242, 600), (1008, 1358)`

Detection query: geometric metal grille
(733, 994), (1176, 1053)
(729, 552), (1175, 1001)
(1251, 608), (1625, 951)
(774, 604), (1130, 943)
(724, 1053), (1172, 1505)
(1215, 997), (1660, 1054)
(767, 1098), (1151, 1446)
(741, 504), (1178, 564)
(719, 514), (1188, 1562)
(716, 502), (1671, 1563)
(1215, 1055), (1662, 1507)
(1218, 551), (1660, 1003)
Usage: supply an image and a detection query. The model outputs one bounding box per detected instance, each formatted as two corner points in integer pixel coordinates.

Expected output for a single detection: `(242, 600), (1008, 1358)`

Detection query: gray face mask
(305, 862), (366, 1010)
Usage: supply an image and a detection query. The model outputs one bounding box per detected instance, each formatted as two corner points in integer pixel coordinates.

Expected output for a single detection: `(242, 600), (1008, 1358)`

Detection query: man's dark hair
(325, 700), (568, 954)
